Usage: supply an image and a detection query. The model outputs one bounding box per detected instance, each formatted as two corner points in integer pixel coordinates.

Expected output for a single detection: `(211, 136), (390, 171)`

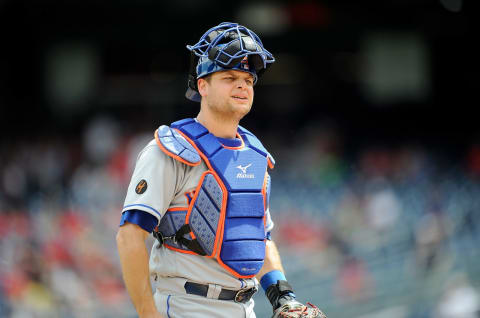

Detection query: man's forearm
(116, 224), (160, 318)
(257, 239), (285, 280)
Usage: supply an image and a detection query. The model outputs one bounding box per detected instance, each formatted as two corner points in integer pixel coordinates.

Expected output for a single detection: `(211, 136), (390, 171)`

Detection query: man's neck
(196, 110), (239, 139)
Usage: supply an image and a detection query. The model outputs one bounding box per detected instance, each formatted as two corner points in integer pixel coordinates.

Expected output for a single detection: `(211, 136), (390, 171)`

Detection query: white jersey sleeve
(122, 139), (179, 222)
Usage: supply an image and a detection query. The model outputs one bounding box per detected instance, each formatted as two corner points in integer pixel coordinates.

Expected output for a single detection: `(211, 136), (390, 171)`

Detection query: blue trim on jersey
(120, 210), (158, 233)
(217, 136), (242, 148)
(167, 295), (172, 318)
(123, 203), (161, 217)
(260, 270), (286, 292)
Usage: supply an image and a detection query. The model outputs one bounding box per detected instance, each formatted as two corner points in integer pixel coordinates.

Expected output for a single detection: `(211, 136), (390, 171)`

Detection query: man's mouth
(232, 95), (248, 100)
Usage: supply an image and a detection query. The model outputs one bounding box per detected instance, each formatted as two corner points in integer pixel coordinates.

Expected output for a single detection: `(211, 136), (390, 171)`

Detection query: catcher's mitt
(267, 280), (327, 318)
(272, 299), (326, 318)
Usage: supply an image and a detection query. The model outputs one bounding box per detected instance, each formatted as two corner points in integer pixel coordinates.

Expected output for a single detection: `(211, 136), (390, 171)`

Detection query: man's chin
(208, 100), (252, 121)
(231, 103), (252, 120)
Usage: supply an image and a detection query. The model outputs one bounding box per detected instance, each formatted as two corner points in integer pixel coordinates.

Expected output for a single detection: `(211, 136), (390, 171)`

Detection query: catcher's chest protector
(155, 118), (274, 278)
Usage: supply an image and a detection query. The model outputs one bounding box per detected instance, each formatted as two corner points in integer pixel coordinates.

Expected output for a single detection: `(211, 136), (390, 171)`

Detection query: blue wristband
(260, 270), (286, 292)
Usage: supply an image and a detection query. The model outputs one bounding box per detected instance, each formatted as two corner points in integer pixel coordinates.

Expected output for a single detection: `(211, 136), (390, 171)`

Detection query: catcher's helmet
(185, 22), (275, 102)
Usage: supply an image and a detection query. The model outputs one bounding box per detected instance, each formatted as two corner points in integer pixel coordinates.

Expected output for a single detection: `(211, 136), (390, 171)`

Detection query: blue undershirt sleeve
(119, 210), (158, 233)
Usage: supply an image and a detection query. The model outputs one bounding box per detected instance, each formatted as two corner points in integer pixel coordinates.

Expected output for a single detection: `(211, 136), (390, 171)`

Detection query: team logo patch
(240, 56), (249, 70)
(135, 179), (148, 194)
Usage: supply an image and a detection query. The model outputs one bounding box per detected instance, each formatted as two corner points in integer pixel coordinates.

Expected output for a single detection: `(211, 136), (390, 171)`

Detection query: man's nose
(236, 79), (247, 89)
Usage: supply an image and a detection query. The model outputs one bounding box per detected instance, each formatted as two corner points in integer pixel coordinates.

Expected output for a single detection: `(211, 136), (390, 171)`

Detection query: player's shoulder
(136, 138), (168, 162)
(154, 124), (201, 166)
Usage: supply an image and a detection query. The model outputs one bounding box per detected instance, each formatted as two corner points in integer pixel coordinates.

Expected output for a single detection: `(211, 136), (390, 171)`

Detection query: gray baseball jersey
(122, 138), (274, 317)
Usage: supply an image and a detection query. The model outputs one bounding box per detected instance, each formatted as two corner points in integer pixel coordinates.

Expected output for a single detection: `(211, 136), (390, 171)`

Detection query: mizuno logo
(236, 163), (254, 179)
(236, 163), (252, 174)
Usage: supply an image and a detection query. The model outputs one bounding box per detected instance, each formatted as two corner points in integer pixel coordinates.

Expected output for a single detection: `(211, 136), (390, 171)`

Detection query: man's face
(198, 70), (255, 121)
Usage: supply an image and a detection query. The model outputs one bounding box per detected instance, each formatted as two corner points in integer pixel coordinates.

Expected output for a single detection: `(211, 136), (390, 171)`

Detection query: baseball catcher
(116, 21), (328, 318)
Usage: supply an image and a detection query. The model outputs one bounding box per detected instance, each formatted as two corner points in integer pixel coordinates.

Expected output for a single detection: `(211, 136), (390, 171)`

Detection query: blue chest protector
(154, 118), (274, 278)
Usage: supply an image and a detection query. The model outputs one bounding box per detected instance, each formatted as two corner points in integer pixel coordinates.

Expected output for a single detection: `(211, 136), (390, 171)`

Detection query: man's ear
(197, 78), (208, 97)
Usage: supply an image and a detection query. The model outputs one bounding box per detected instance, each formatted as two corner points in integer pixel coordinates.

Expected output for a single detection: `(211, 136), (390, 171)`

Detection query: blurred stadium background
(0, 0), (477, 317)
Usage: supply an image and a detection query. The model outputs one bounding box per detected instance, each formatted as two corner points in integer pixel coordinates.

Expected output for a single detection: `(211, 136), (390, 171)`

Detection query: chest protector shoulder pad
(154, 118), (274, 278)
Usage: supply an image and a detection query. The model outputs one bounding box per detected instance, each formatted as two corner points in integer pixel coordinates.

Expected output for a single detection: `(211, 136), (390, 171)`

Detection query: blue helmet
(185, 22), (275, 102)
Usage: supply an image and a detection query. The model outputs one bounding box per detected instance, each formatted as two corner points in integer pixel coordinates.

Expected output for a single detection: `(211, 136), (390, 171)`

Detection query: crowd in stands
(1, 116), (479, 318)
